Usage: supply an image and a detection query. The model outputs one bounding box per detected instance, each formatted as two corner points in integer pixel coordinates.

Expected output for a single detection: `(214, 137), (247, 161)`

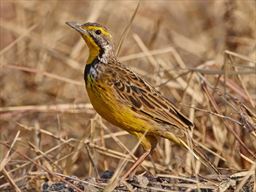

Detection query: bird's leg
(122, 149), (151, 179)
(122, 134), (158, 179)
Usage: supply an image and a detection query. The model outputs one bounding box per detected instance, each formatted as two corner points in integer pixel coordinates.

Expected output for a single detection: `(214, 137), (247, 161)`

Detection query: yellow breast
(86, 81), (154, 134)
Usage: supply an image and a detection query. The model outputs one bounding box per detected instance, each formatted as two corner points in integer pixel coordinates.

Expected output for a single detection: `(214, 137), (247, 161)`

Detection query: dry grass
(0, 0), (255, 191)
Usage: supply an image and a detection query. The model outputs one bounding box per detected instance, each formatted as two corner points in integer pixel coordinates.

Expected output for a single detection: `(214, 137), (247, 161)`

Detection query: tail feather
(163, 131), (220, 174)
(180, 139), (220, 175)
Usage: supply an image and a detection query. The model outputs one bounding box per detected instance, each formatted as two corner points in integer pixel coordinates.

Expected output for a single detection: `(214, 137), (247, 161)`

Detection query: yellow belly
(86, 83), (153, 134)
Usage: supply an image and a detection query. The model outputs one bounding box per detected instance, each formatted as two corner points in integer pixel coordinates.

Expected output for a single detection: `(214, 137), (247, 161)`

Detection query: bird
(66, 21), (219, 178)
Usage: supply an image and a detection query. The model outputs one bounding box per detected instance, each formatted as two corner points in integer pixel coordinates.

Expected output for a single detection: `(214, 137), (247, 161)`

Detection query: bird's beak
(66, 21), (88, 34)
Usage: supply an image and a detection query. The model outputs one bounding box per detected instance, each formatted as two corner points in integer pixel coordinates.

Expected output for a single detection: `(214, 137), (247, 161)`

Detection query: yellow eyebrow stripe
(86, 26), (111, 37)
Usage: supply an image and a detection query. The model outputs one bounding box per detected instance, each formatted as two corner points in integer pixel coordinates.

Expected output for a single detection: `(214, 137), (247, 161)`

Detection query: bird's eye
(95, 29), (102, 35)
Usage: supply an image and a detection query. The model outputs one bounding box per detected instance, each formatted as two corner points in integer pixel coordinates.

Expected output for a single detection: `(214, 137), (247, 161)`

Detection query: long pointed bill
(66, 21), (88, 34)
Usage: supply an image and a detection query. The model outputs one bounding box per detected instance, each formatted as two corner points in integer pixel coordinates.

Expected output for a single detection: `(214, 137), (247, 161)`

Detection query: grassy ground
(0, 0), (255, 191)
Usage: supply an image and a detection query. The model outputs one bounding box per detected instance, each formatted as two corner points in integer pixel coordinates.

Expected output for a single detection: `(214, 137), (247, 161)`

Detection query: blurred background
(0, 0), (255, 190)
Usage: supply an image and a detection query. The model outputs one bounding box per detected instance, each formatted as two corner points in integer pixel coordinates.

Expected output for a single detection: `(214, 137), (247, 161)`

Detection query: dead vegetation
(0, 0), (255, 191)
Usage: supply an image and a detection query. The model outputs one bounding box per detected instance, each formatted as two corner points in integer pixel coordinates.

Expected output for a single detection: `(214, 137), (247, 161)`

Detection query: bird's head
(66, 21), (114, 64)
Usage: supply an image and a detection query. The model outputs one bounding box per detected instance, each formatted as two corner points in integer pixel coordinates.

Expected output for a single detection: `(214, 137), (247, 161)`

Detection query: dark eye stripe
(88, 32), (105, 57)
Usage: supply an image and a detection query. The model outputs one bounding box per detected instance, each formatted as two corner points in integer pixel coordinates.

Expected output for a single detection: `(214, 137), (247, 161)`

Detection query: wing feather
(107, 64), (193, 131)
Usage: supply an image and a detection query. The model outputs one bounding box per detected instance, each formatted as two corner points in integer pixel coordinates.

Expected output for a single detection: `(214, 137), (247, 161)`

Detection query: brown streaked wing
(109, 64), (193, 131)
